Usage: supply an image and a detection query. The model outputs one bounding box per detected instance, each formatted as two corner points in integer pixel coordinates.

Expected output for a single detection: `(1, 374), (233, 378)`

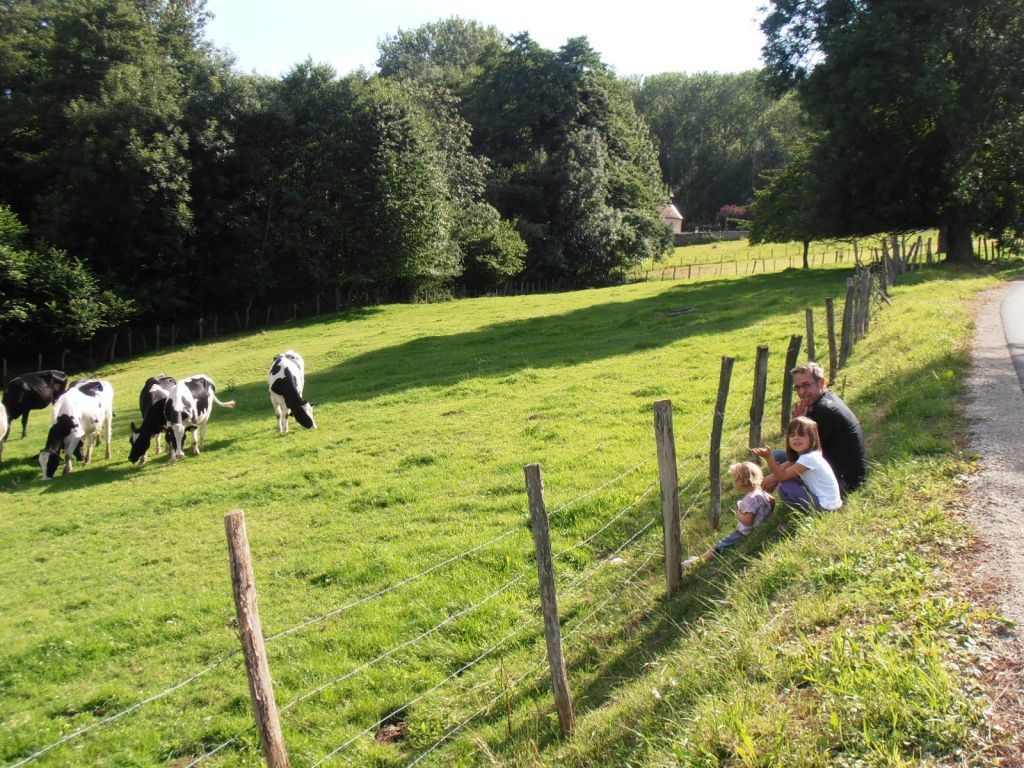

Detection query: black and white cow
(1, 369), (68, 461)
(166, 374), (235, 460)
(268, 350), (316, 433)
(128, 375), (177, 465)
(38, 379), (114, 480)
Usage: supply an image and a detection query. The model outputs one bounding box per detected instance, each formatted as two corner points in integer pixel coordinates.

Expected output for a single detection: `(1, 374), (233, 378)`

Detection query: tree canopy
(756, 0), (1024, 260)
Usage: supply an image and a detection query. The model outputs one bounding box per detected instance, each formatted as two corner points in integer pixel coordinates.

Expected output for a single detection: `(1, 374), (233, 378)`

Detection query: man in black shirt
(791, 361), (867, 492)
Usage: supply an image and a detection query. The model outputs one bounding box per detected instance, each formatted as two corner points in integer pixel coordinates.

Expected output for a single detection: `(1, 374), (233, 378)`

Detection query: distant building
(660, 203), (684, 234)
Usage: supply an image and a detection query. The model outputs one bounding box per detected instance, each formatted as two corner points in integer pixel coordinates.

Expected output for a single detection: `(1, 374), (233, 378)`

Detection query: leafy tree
(465, 34), (670, 280)
(631, 72), (804, 223)
(0, 206), (135, 356)
(376, 17), (507, 94)
(760, 0), (1024, 261)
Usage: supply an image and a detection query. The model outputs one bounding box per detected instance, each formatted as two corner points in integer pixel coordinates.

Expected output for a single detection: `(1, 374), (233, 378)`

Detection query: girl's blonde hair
(786, 416), (822, 461)
(729, 460), (763, 490)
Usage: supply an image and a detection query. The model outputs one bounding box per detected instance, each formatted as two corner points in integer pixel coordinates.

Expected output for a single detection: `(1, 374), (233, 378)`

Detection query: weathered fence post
(749, 345), (770, 451)
(523, 464), (576, 737)
(653, 401), (681, 596)
(224, 510), (291, 768)
(127, 329), (133, 359)
(109, 332), (117, 363)
(199, 317), (204, 341)
(38, 352), (43, 370)
(156, 324), (161, 350)
(781, 335), (802, 432)
(170, 325), (177, 347)
(710, 356), (735, 532)
(840, 278), (855, 367)
(858, 269), (872, 337)
(805, 307), (816, 362)
(825, 298), (838, 385)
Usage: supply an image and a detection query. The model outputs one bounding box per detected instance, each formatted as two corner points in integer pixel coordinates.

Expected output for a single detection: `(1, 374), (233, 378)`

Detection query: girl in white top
(752, 416), (842, 511)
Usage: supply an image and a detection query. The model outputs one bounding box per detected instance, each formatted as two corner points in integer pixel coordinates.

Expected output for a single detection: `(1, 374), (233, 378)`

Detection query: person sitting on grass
(752, 416), (842, 512)
(683, 461), (775, 571)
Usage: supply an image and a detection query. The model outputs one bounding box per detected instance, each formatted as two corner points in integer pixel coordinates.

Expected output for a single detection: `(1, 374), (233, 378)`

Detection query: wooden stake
(709, 356), (735, 531)
(523, 465), (576, 737)
(653, 401), (681, 596)
(781, 335), (802, 432)
(749, 345), (769, 452)
(225, 510), (291, 768)
(825, 298), (838, 385)
(804, 308), (816, 362)
(840, 279), (855, 367)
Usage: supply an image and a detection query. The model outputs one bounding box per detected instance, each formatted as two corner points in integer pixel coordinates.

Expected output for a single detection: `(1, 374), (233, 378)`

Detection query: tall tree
(760, 0), (1024, 261)
(465, 34), (670, 280)
(631, 71), (805, 223)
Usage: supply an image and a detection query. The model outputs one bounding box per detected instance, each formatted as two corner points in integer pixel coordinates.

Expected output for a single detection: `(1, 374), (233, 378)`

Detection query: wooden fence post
(199, 317), (204, 341)
(523, 464), (576, 738)
(858, 269), (872, 337)
(170, 325), (177, 347)
(781, 335), (802, 433)
(840, 278), (855, 367)
(825, 298), (838, 385)
(749, 345), (769, 452)
(804, 307), (816, 362)
(156, 324), (161, 350)
(653, 401), (681, 596)
(709, 356), (735, 532)
(38, 352), (43, 371)
(224, 510), (291, 768)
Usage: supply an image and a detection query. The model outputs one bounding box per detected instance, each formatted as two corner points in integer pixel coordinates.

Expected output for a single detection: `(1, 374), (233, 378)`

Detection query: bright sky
(203, 0), (767, 79)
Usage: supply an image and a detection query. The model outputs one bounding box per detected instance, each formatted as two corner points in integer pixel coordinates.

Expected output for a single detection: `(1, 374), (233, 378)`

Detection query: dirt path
(962, 280), (1024, 757)
(965, 281), (1024, 625)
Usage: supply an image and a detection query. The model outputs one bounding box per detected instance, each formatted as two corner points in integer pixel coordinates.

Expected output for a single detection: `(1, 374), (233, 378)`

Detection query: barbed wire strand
(280, 573), (529, 716)
(562, 518), (659, 597)
(401, 545), (662, 768)
(309, 611), (543, 767)
(10, 651), (240, 768)
(552, 480), (658, 563)
(547, 456), (652, 519)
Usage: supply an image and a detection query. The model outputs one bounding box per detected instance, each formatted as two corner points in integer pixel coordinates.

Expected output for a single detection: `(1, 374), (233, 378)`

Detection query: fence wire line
(10, 649), (241, 768)
(312, 478), (661, 765)
(280, 572), (530, 716)
(310, 611), (543, 767)
(562, 517), (659, 598)
(403, 543), (663, 768)
(553, 480), (658, 564)
(563, 547), (661, 641)
(548, 455), (652, 519)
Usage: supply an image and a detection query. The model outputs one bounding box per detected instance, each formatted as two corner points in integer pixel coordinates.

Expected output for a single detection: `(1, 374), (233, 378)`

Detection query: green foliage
(0, 205), (135, 351)
(759, 0), (1024, 260)
(631, 72), (806, 222)
(465, 34), (671, 280)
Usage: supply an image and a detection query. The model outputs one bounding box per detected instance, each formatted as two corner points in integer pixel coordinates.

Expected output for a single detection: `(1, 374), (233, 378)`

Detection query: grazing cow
(166, 374), (235, 459)
(128, 375), (177, 465)
(268, 350), (316, 433)
(1, 370), (68, 461)
(38, 379), (114, 479)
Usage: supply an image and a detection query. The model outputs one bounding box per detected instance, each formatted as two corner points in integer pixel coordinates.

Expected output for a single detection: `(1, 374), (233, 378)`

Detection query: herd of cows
(0, 350), (317, 480)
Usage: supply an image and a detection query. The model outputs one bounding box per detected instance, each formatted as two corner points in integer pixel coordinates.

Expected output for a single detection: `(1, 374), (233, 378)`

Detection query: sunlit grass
(1, 258), (1018, 766)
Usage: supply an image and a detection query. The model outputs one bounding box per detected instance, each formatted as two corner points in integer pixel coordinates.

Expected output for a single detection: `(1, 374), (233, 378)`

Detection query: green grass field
(1, 257), (1018, 767)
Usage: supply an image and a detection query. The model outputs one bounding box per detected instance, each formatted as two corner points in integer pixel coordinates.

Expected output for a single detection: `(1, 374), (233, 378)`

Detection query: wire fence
(9, 253), (902, 768)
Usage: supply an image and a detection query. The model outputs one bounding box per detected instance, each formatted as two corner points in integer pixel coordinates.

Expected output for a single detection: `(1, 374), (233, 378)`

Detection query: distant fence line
(11, 234), (909, 767)
(674, 230), (750, 247)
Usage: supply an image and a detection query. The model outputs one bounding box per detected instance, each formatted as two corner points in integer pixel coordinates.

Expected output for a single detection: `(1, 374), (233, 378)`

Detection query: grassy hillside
(0, 258), (1016, 767)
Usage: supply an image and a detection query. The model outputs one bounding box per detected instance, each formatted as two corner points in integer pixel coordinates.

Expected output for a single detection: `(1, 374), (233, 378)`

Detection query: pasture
(0, 260), (1010, 766)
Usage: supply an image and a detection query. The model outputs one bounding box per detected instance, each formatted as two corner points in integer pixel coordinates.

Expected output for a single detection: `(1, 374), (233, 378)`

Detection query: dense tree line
(0, 5), (673, 361)
(750, 0), (1024, 261)
(629, 71), (804, 225)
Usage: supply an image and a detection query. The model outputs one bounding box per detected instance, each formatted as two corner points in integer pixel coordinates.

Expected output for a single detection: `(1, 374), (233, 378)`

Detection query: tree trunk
(802, 240), (810, 270)
(944, 222), (975, 263)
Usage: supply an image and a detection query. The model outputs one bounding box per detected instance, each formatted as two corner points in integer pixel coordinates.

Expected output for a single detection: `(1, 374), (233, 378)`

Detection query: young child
(683, 461), (775, 571)
(752, 416), (842, 512)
